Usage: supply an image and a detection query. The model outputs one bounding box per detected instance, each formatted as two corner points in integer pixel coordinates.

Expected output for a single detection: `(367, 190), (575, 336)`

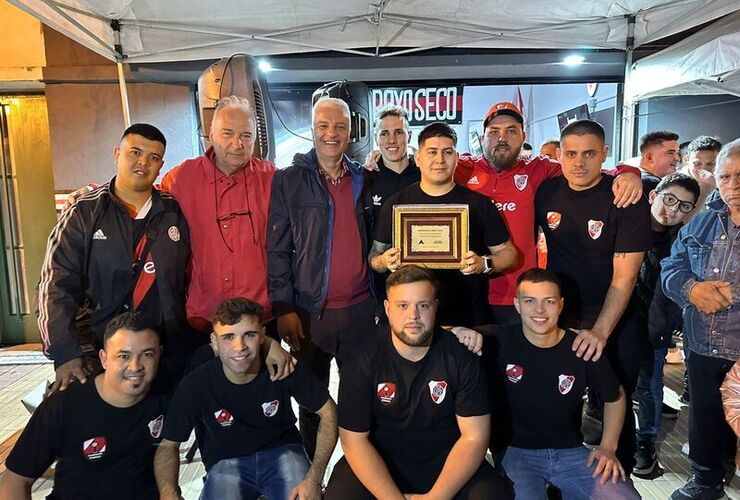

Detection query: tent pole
(619, 15), (636, 160)
(111, 19), (131, 127)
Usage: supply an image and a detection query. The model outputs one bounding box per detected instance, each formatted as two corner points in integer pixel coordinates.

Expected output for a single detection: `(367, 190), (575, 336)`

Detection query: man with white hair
(662, 137), (740, 500)
(268, 97), (377, 458)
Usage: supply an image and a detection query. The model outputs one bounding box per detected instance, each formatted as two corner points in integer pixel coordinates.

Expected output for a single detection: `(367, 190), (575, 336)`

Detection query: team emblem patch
(377, 382), (397, 405)
(261, 400), (280, 417)
(513, 174), (528, 191)
(214, 409), (234, 427)
(428, 380), (448, 404)
(505, 364), (524, 383)
(168, 225), (180, 242)
(587, 220), (604, 240)
(148, 414), (164, 438)
(546, 211), (561, 230)
(82, 436), (107, 461)
(558, 374), (576, 395)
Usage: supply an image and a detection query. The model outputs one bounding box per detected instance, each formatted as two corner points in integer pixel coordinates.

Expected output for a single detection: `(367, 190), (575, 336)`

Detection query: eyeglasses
(659, 192), (695, 213)
(214, 169), (257, 252)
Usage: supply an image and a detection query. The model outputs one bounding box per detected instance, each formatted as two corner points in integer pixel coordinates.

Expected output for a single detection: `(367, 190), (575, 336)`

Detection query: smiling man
(0, 313), (170, 500)
(154, 297), (337, 500)
(534, 119), (652, 476)
(38, 123), (191, 394)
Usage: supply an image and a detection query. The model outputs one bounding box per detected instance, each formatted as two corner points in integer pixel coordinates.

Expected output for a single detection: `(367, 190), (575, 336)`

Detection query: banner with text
(371, 86), (464, 126)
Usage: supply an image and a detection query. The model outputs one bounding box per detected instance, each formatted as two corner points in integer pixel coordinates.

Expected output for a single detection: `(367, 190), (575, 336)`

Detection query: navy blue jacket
(267, 149), (373, 315)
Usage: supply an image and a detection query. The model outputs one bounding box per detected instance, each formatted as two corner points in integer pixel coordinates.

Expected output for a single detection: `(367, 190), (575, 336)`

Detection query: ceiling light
(563, 55), (585, 66)
(258, 60), (273, 72)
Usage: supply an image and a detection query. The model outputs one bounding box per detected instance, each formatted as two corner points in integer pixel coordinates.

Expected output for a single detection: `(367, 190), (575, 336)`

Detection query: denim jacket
(661, 195), (740, 361)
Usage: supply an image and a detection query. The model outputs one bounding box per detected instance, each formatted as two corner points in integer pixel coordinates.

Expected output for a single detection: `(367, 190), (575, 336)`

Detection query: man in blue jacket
(267, 97), (376, 458)
(662, 138), (740, 500)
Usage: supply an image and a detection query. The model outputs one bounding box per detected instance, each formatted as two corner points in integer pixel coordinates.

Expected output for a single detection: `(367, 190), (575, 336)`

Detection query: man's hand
(63, 185), (93, 211)
(572, 329), (608, 362)
(612, 172), (642, 208)
(264, 338), (297, 381)
(448, 327), (483, 356)
(364, 150), (382, 172)
(377, 247), (401, 272)
(460, 251), (484, 276)
(289, 478), (321, 500)
(277, 312), (304, 352)
(51, 357), (90, 394)
(587, 446), (626, 485)
(689, 280), (732, 314)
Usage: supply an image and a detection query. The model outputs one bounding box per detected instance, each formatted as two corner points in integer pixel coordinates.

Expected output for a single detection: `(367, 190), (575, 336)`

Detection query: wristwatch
(482, 255), (493, 274)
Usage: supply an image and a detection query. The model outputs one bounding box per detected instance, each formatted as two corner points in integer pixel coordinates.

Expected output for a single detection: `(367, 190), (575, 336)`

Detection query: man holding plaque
(534, 119), (652, 475)
(369, 122), (517, 327)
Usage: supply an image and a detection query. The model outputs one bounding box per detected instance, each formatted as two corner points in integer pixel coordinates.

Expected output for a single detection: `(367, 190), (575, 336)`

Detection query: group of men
(0, 91), (736, 500)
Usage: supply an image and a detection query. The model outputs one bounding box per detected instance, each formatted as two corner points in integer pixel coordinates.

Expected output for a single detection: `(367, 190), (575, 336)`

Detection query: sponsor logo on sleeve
(214, 408), (234, 427)
(148, 415), (164, 438)
(428, 380), (448, 404)
(168, 226), (181, 242)
(82, 436), (107, 461)
(587, 220), (604, 240)
(372, 195), (382, 206)
(513, 174), (528, 191)
(505, 364), (524, 383)
(546, 211), (561, 230)
(558, 374), (576, 395)
(377, 382), (397, 405)
(261, 400), (280, 417)
(467, 175), (480, 185)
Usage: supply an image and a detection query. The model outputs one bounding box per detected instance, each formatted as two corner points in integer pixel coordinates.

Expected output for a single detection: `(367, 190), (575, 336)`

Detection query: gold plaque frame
(392, 204), (469, 269)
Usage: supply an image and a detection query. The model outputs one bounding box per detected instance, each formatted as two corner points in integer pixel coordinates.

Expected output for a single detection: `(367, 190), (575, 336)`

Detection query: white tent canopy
(627, 10), (740, 101)
(7, 0), (740, 63)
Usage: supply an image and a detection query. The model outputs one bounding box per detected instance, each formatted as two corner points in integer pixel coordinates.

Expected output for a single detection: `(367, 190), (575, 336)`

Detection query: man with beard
(455, 102), (643, 324)
(0, 312), (169, 500)
(154, 298), (337, 500)
(325, 265), (513, 500)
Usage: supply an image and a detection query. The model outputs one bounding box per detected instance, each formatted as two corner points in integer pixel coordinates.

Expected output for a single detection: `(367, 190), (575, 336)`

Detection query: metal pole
(620, 15), (636, 160)
(111, 20), (131, 127)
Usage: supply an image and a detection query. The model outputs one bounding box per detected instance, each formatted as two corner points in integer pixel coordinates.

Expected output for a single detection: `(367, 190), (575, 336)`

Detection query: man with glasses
(633, 173), (699, 478)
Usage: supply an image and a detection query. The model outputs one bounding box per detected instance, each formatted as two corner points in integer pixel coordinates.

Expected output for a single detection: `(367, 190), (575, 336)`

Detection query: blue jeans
(199, 443), (310, 500)
(636, 347), (668, 446)
(502, 446), (640, 500)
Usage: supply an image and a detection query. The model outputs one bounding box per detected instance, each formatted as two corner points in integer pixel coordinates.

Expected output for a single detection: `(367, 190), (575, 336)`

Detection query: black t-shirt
(162, 358), (328, 470)
(338, 326), (489, 490)
(6, 379), (168, 500)
(482, 325), (620, 449)
(374, 183), (510, 326)
(535, 175), (651, 327)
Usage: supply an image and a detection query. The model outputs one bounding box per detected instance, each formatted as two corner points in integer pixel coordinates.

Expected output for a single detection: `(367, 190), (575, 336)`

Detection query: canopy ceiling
(7, 0), (740, 63)
(628, 10), (740, 101)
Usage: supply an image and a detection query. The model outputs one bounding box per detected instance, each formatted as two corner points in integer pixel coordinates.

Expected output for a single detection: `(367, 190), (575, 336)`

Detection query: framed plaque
(393, 204), (469, 269)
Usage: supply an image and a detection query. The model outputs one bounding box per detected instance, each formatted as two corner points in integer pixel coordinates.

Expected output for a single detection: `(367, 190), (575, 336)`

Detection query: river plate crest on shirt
(513, 174), (528, 191)
(262, 400), (280, 417)
(148, 414), (164, 438)
(428, 380), (448, 404)
(558, 374), (575, 395)
(377, 382), (397, 405)
(588, 219), (604, 239)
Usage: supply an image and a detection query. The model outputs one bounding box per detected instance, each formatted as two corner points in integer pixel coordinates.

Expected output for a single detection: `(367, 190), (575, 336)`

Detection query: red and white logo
(558, 374), (576, 395)
(513, 174), (528, 191)
(261, 400), (280, 417)
(82, 436), (107, 461)
(377, 382), (397, 405)
(214, 409), (234, 427)
(148, 414), (164, 438)
(168, 226), (180, 242)
(587, 220), (604, 240)
(505, 364), (524, 383)
(428, 380), (448, 404)
(547, 211), (561, 230)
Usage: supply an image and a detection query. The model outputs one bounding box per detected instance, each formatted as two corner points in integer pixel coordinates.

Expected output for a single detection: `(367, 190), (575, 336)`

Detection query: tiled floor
(0, 349), (737, 499)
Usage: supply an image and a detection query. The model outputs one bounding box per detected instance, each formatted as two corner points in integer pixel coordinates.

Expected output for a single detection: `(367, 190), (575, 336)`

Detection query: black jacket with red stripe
(37, 178), (190, 368)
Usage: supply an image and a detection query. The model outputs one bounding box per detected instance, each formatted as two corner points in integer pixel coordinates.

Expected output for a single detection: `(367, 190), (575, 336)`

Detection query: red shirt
(324, 175), (370, 309)
(161, 149), (275, 328)
(454, 154), (637, 306)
